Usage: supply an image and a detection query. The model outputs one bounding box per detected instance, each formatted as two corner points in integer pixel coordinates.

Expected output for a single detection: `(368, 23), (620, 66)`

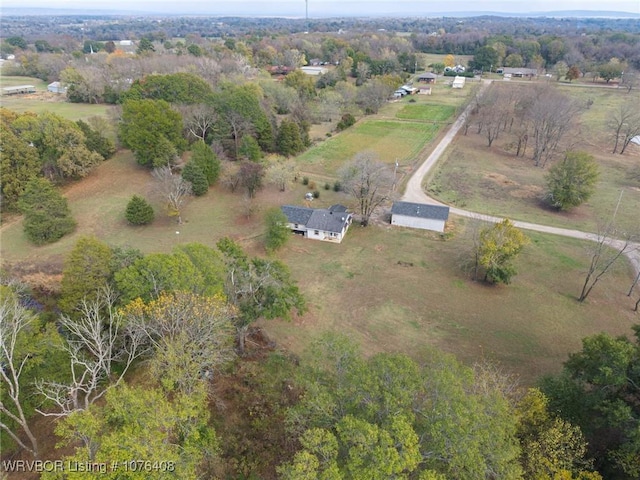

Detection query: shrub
(324, 182), (331, 190)
(336, 113), (356, 131)
(313, 190), (320, 199)
(308, 181), (316, 190)
(125, 195), (155, 225)
(302, 177), (309, 186)
(333, 181), (341, 192)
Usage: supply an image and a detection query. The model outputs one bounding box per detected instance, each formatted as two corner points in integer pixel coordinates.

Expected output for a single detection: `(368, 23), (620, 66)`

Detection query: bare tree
(608, 103), (640, 155)
(36, 288), (144, 417)
(0, 294), (39, 458)
(177, 103), (218, 142)
(339, 151), (394, 226)
(266, 158), (298, 192)
(152, 165), (193, 224)
(529, 86), (577, 167)
(578, 229), (637, 303)
(627, 270), (640, 297)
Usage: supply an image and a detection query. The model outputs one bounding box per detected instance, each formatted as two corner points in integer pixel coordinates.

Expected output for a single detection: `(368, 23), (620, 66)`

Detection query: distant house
(498, 67), (537, 79)
(452, 76), (466, 89)
(418, 86), (432, 95)
(417, 72), (437, 84)
(47, 81), (66, 94)
(390, 201), (450, 233)
(2, 85), (35, 96)
(399, 85), (418, 95)
(119, 40), (133, 46)
(281, 204), (352, 243)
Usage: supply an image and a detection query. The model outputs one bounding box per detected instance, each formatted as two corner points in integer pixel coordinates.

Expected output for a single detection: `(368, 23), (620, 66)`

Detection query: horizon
(1, 0), (639, 17)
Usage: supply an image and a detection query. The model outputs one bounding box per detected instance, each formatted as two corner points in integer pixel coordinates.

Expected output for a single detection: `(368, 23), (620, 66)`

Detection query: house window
(314, 230), (319, 235)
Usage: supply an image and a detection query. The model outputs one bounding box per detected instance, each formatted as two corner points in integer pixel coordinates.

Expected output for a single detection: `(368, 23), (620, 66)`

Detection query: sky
(2, 0), (639, 15)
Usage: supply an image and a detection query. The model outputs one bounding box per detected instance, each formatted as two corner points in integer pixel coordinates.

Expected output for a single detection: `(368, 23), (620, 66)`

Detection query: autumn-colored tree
(566, 65), (581, 82)
(474, 219), (529, 284)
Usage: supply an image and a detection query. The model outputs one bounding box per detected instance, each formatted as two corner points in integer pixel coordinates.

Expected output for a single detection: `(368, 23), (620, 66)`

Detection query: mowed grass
(265, 218), (637, 384)
(427, 85), (640, 233)
(396, 103), (456, 122)
(297, 119), (440, 176)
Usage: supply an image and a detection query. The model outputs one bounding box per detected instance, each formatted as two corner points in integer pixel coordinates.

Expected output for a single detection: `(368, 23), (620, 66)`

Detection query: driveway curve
(402, 79), (640, 277)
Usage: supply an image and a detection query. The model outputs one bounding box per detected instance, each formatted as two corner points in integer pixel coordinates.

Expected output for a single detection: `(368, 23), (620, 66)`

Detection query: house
(452, 76), (466, 89)
(418, 86), (432, 95)
(390, 201), (450, 233)
(498, 67), (537, 79)
(399, 85), (418, 95)
(47, 81), (66, 94)
(281, 204), (352, 243)
(417, 72), (437, 84)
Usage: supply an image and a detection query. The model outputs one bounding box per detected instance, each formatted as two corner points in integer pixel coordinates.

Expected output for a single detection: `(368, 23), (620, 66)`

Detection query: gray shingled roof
(391, 201), (449, 221)
(307, 209), (350, 233)
(281, 205), (314, 225)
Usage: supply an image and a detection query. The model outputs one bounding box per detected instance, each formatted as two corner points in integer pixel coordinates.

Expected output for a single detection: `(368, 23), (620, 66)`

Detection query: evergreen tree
(276, 120), (304, 157)
(264, 208), (290, 253)
(181, 161), (209, 196)
(18, 178), (76, 245)
(191, 141), (221, 185)
(125, 195), (155, 225)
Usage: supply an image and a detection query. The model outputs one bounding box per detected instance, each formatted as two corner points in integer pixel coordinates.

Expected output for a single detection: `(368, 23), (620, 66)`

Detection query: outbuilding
(391, 201), (450, 233)
(47, 81), (67, 94)
(417, 72), (437, 84)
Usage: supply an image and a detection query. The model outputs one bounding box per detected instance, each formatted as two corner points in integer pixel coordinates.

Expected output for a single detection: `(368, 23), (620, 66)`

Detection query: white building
(281, 204), (352, 243)
(391, 201), (450, 233)
(452, 76), (466, 89)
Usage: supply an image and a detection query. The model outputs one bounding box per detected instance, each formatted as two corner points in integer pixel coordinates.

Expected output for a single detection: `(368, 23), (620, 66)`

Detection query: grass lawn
(297, 119), (440, 177)
(395, 103), (456, 122)
(1, 148), (638, 384)
(426, 85), (640, 234)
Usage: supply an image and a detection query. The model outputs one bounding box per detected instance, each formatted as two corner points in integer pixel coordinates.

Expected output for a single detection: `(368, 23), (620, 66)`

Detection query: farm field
(1, 152), (637, 384)
(427, 85), (640, 234)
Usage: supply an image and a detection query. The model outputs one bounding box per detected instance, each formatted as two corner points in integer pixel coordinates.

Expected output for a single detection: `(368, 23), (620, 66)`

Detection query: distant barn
(2, 85), (36, 95)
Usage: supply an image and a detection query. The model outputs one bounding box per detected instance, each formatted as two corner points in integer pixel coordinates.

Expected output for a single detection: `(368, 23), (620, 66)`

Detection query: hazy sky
(3, 0), (639, 15)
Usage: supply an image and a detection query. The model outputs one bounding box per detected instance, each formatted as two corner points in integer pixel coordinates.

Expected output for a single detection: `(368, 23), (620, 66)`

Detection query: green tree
(474, 219), (529, 284)
(136, 37), (155, 55)
(125, 195), (155, 225)
(5, 36), (27, 50)
(598, 60), (625, 83)
(174, 243), (226, 297)
(276, 120), (305, 157)
(119, 99), (186, 168)
(114, 251), (204, 304)
(48, 382), (216, 480)
(0, 117), (40, 211)
(59, 237), (114, 315)
(264, 208), (290, 253)
(238, 135), (262, 162)
(190, 140), (220, 184)
(76, 120), (116, 160)
(545, 151), (599, 211)
(181, 161), (208, 196)
(217, 238), (306, 354)
(470, 45), (499, 71)
(541, 329), (640, 479)
(122, 72), (213, 104)
(18, 178), (76, 245)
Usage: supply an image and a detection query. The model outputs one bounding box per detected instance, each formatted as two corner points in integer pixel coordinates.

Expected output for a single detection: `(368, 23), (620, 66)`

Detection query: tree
(178, 104), (218, 142)
(76, 119), (116, 160)
(125, 194), (155, 225)
(136, 37), (155, 55)
(474, 219), (529, 284)
(238, 160), (265, 198)
(0, 290), (40, 458)
(152, 165), (192, 223)
(339, 152), (394, 226)
(0, 119), (40, 211)
(264, 208), (290, 253)
(59, 236), (114, 315)
(355, 77), (395, 114)
(566, 65), (581, 82)
(36, 288), (144, 417)
(48, 382), (216, 479)
(276, 119), (305, 157)
(554, 61), (569, 81)
(266, 158), (297, 192)
(608, 103), (640, 155)
(598, 60), (624, 83)
(122, 72), (213, 104)
(545, 151), (599, 211)
(119, 99), (186, 168)
(470, 45), (499, 71)
(217, 238), (306, 354)
(121, 292), (235, 394)
(190, 140), (221, 185)
(18, 177), (76, 245)
(181, 161), (209, 196)
(541, 329), (640, 479)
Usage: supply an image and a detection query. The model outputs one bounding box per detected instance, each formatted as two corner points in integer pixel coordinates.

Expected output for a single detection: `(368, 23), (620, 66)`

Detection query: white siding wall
(391, 214), (445, 233)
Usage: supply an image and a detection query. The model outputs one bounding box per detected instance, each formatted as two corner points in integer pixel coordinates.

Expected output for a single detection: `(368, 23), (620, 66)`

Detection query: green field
(396, 104), (456, 122)
(297, 119), (440, 176)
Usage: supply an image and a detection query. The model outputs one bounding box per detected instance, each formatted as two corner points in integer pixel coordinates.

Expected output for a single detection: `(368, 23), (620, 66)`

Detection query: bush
(336, 113), (356, 131)
(125, 195), (155, 225)
(324, 182), (331, 190)
(333, 181), (341, 192)
(313, 190), (320, 199)
(302, 177), (309, 186)
(308, 181), (316, 190)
